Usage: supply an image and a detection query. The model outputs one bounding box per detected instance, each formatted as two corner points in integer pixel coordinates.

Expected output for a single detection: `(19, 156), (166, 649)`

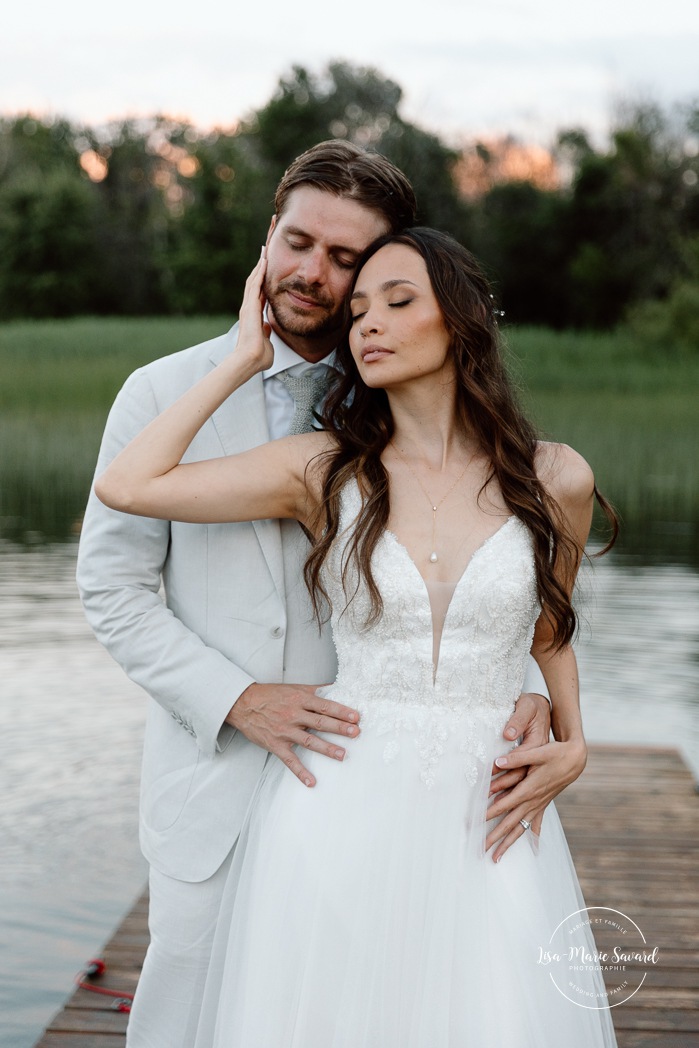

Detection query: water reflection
(604, 513), (699, 569)
(0, 541), (147, 1048)
(0, 540), (697, 1047)
(576, 553), (699, 777)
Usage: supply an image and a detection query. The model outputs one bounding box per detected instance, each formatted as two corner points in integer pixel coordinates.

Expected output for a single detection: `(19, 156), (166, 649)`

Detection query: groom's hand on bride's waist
(501, 691), (551, 759)
(226, 683), (361, 789)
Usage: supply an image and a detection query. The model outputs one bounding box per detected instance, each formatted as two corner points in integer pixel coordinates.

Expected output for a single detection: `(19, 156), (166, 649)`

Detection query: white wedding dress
(194, 482), (617, 1046)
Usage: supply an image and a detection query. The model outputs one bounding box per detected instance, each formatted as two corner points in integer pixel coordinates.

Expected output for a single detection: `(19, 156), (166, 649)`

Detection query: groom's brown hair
(274, 140), (417, 233)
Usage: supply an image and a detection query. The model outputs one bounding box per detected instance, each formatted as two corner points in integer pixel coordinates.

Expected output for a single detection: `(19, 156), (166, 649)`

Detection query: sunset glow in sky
(3, 0), (698, 143)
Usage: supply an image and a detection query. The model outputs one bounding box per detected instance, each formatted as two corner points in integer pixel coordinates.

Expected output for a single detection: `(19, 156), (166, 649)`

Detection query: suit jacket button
(271, 625), (284, 638)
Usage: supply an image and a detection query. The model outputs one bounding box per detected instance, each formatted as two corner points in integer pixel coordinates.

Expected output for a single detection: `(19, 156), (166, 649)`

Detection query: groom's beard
(264, 277), (344, 343)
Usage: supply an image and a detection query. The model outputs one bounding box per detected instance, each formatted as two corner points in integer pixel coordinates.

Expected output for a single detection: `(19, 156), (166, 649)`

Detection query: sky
(3, 0), (698, 145)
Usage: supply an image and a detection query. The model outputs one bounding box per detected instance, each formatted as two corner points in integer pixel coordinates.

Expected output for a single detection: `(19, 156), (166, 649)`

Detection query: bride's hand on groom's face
(235, 248), (275, 375)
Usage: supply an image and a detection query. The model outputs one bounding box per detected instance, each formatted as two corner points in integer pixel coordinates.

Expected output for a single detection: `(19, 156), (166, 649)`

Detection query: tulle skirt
(194, 698), (617, 1047)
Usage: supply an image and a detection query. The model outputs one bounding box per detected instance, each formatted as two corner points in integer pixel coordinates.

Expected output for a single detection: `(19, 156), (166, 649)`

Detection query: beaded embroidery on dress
(324, 481), (539, 788)
(194, 481), (617, 1048)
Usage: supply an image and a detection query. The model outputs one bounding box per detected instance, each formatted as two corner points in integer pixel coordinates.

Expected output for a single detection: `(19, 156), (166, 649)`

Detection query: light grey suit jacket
(76, 326), (337, 882)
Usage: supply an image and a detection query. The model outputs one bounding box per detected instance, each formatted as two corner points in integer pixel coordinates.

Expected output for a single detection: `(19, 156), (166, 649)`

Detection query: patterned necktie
(276, 367), (330, 436)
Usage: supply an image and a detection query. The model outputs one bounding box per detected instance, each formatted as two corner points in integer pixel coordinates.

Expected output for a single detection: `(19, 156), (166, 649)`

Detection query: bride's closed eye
(351, 300), (413, 323)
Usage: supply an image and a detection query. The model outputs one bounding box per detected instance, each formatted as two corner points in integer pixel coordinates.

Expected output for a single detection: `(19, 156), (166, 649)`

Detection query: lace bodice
(321, 481), (540, 785)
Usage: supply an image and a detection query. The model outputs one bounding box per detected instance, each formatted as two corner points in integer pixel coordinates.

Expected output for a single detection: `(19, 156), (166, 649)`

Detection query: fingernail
(505, 726), (517, 738)
(304, 778), (313, 787)
(495, 757), (507, 767)
(335, 750), (345, 761)
(495, 854), (502, 864)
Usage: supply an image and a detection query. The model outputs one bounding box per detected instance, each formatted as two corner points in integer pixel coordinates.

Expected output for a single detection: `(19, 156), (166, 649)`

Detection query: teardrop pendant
(429, 552), (438, 563)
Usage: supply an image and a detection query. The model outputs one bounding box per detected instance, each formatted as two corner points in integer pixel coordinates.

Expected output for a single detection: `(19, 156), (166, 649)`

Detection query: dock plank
(35, 744), (699, 1046)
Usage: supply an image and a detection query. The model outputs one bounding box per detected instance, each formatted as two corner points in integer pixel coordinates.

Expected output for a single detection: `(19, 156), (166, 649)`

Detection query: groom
(78, 140), (560, 1047)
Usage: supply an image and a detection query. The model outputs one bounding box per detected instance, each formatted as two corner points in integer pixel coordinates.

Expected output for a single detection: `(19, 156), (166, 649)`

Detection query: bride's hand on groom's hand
(484, 736), (588, 863)
(235, 248), (274, 375)
(486, 689), (550, 784)
(226, 682), (361, 788)
(486, 690), (550, 795)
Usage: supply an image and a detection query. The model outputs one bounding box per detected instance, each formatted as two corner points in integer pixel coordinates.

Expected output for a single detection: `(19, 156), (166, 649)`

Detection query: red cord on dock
(75, 959), (134, 1012)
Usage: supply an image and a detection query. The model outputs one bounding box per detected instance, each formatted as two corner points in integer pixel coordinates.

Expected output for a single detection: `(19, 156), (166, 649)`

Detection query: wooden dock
(35, 744), (699, 1047)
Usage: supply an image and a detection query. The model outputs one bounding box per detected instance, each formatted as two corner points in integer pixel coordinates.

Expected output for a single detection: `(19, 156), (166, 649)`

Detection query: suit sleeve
(76, 368), (255, 759)
(520, 655), (551, 707)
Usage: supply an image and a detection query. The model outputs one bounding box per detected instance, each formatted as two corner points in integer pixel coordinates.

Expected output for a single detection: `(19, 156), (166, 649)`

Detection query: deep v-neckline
(383, 516), (519, 680)
(384, 514), (518, 594)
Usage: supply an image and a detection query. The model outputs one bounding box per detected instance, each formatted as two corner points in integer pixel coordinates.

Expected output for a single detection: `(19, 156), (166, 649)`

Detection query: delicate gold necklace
(390, 440), (477, 563)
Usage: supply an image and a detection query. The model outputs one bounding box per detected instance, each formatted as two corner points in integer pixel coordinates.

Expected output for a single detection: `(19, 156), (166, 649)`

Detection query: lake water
(0, 541), (146, 1048)
(0, 539), (698, 1048)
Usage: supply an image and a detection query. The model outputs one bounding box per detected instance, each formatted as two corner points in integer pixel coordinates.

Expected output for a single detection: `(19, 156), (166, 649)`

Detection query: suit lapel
(208, 326), (286, 603)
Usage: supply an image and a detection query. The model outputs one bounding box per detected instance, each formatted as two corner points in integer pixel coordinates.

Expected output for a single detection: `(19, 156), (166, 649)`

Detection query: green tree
(0, 170), (99, 317)
(626, 234), (699, 353)
(250, 63), (404, 169)
(89, 117), (181, 314)
(246, 62), (471, 240)
(470, 181), (569, 326)
(561, 103), (697, 327)
(0, 115), (82, 187)
(167, 132), (272, 313)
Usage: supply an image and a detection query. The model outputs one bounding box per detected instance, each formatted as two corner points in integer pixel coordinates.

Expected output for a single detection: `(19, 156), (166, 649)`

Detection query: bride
(97, 228), (618, 1046)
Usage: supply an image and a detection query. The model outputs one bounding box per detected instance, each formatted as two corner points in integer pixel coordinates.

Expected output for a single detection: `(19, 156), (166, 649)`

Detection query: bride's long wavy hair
(304, 228), (617, 649)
